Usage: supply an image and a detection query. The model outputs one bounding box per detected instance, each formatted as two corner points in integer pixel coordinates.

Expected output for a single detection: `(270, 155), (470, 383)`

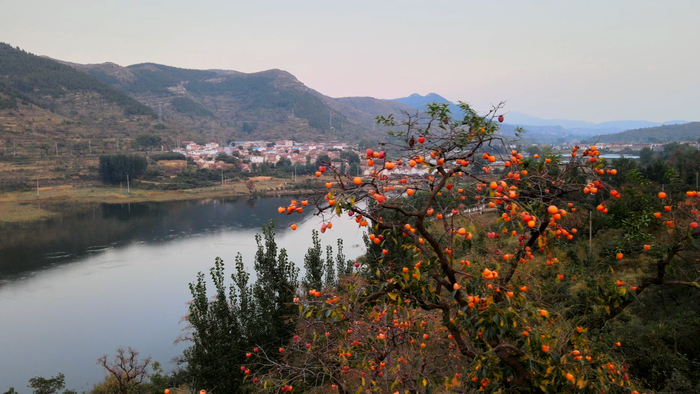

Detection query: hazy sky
(2, 0), (698, 123)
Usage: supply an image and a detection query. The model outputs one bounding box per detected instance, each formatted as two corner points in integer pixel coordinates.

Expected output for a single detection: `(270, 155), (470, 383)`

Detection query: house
(275, 140), (294, 147)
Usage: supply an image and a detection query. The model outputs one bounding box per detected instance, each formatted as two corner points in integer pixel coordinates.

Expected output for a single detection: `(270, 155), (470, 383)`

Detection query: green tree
(315, 154), (331, 167)
(98, 154), (148, 184)
(131, 134), (161, 152)
(182, 221), (298, 393)
(639, 146), (654, 166)
(302, 229), (324, 291)
(339, 150), (360, 165)
(27, 373), (75, 394)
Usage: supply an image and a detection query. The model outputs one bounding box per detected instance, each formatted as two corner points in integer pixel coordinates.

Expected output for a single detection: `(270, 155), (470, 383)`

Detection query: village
(171, 139), (351, 171)
(169, 139), (432, 176)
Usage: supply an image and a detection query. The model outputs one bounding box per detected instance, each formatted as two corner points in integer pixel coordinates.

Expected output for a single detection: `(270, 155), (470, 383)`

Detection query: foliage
(215, 153), (239, 165)
(302, 229), (325, 291)
(182, 221), (299, 393)
(151, 152), (186, 161)
(302, 230), (348, 292)
(27, 373), (76, 394)
(131, 134), (162, 151)
(98, 154), (148, 184)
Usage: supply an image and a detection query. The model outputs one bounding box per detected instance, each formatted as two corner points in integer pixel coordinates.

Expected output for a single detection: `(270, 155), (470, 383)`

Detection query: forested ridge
(0, 43), (154, 116)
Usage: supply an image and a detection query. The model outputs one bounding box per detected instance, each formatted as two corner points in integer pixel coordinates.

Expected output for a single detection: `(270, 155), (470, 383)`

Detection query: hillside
(0, 44), (180, 164)
(583, 122), (700, 143)
(0, 41), (420, 154)
(0, 43), (153, 117)
(70, 61), (403, 143)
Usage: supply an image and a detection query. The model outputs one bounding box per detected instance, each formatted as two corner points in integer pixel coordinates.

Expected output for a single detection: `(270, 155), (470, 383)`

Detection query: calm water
(0, 197), (366, 392)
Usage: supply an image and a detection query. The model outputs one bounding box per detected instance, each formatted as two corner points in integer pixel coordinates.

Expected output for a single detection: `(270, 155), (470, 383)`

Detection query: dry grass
(0, 202), (59, 223)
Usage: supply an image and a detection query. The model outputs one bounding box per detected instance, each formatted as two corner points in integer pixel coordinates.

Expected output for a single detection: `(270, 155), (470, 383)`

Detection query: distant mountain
(333, 97), (415, 126)
(582, 122), (700, 144)
(503, 112), (690, 133)
(393, 93), (452, 109)
(391, 96), (693, 141)
(503, 112), (596, 130)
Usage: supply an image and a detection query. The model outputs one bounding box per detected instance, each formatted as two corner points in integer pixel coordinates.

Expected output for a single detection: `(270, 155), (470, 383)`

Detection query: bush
(151, 152), (186, 161)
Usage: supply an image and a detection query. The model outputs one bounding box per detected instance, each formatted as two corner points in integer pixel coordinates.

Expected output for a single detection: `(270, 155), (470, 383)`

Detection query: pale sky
(1, 0), (698, 123)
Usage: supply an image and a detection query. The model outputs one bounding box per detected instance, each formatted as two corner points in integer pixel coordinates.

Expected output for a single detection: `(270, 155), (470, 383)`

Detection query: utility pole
(127, 175), (130, 194)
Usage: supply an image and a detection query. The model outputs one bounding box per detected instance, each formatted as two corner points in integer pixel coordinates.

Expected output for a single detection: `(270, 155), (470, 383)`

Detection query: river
(0, 196), (366, 392)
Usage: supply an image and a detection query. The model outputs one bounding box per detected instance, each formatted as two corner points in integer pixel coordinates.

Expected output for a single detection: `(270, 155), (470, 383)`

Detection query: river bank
(0, 176), (315, 223)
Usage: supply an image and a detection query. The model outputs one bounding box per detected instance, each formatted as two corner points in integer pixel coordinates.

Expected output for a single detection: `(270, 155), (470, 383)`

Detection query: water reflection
(0, 197), (301, 280)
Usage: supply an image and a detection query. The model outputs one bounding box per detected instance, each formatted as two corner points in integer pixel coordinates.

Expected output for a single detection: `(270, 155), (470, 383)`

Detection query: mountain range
(0, 43), (696, 150)
(392, 93), (696, 143)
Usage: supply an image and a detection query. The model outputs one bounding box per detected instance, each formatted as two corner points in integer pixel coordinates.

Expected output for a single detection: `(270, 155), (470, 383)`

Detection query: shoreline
(0, 178), (315, 223)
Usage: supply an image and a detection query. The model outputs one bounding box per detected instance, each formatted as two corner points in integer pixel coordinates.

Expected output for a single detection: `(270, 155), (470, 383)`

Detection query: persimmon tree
(242, 103), (700, 393)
